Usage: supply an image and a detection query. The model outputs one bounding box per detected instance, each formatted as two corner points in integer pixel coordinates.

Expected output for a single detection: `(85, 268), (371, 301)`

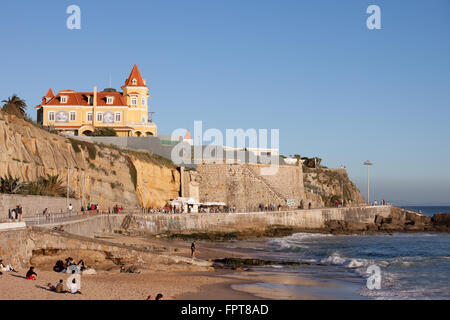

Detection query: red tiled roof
(45, 88), (54, 98)
(123, 64), (147, 87)
(54, 125), (133, 130)
(44, 91), (128, 107)
(185, 130), (192, 140)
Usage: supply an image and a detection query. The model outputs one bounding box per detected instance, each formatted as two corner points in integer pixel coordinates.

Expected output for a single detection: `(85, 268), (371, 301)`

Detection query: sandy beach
(0, 268), (258, 300)
(0, 233), (263, 300)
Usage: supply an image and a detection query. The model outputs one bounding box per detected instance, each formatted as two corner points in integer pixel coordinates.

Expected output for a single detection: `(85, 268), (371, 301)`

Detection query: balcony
(125, 121), (157, 128)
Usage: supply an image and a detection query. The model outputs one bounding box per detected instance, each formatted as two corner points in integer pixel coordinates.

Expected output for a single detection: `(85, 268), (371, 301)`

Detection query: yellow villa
(36, 64), (157, 137)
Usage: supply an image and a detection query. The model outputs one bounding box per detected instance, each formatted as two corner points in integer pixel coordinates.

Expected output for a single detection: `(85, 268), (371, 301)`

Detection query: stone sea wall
(128, 206), (393, 234)
(0, 194), (81, 218)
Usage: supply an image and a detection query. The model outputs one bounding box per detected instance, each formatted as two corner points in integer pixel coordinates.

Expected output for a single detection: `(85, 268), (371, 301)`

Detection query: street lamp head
(364, 160), (373, 166)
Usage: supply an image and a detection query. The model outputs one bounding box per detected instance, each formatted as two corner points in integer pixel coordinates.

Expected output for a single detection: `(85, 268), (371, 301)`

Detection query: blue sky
(0, 0), (449, 205)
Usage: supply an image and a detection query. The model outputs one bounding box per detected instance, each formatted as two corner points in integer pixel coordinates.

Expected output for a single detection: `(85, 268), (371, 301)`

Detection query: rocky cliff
(0, 113), (180, 210)
(303, 167), (366, 208)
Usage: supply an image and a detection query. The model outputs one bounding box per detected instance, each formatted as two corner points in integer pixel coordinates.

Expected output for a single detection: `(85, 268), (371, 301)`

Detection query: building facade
(35, 64), (157, 137)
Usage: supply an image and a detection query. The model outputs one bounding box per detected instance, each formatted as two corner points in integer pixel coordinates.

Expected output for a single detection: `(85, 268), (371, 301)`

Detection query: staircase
(242, 164), (286, 203)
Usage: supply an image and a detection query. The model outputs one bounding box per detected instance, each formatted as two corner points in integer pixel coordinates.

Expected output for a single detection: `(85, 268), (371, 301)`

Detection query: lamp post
(363, 160), (373, 205)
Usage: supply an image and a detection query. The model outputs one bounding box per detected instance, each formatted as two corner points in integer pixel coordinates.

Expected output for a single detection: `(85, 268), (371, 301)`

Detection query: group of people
(112, 204), (124, 214)
(373, 200), (388, 206)
(199, 206), (236, 213)
(81, 203), (99, 212)
(8, 204), (23, 221)
(258, 203), (283, 212)
(53, 257), (88, 273)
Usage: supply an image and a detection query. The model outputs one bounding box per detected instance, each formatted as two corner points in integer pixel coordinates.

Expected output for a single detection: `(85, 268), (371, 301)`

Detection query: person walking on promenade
(16, 205), (23, 221)
(308, 202), (312, 210)
(43, 208), (49, 220)
(191, 242), (196, 258)
(68, 203), (73, 214)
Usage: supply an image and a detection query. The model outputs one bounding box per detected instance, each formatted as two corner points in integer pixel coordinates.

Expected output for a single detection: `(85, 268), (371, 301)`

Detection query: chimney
(93, 86), (97, 107)
(144, 79), (146, 85)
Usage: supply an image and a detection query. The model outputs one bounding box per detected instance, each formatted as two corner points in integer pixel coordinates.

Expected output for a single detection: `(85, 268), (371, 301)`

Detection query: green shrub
(87, 128), (117, 137)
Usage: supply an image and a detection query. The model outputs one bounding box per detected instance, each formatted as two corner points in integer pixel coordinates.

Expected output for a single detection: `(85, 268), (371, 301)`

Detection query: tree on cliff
(2, 95), (27, 118)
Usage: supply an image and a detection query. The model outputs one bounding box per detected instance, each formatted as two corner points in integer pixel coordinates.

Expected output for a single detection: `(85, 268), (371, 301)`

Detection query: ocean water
(228, 207), (450, 300)
(400, 206), (450, 217)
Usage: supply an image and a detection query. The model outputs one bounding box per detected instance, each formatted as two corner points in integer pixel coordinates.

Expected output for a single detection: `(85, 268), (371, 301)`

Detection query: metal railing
(22, 208), (145, 226)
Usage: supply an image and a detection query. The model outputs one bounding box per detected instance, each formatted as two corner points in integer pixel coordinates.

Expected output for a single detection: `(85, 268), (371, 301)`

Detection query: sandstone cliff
(0, 113), (180, 210)
(132, 156), (180, 209)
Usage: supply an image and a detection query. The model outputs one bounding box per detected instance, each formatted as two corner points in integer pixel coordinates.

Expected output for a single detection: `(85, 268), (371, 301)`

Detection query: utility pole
(363, 160), (373, 205)
(81, 171), (85, 209)
(67, 168), (70, 209)
(341, 165), (344, 206)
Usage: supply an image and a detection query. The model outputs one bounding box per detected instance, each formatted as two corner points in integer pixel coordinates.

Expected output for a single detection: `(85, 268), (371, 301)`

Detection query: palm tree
(2, 94), (27, 118)
(27, 174), (66, 197)
(0, 175), (26, 194)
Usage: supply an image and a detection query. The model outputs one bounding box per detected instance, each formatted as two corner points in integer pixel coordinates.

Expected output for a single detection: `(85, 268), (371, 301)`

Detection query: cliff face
(303, 167), (366, 207)
(132, 157), (180, 209)
(0, 113), (180, 210)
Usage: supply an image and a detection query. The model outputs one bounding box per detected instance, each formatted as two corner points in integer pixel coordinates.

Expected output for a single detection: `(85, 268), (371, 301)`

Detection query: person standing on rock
(191, 242), (196, 258)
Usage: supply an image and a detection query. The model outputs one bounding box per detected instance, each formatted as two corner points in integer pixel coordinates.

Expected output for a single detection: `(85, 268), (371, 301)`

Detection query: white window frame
(131, 97), (138, 106)
(87, 112), (93, 122)
(114, 112), (121, 122)
(69, 111), (76, 122)
(48, 111), (55, 121)
(106, 97), (114, 104)
(96, 112), (103, 122)
(141, 97), (146, 106)
(132, 79), (137, 85)
(87, 96), (93, 104)
(60, 96), (68, 103)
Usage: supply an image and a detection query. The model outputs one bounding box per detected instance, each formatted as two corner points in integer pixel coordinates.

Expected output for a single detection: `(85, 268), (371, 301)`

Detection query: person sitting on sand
(26, 267), (37, 280)
(67, 278), (81, 294)
(53, 260), (65, 273)
(64, 257), (75, 268)
(55, 279), (64, 293)
(47, 283), (56, 292)
(155, 293), (163, 300)
(146, 295), (153, 300)
(0, 259), (18, 273)
(77, 259), (86, 271)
